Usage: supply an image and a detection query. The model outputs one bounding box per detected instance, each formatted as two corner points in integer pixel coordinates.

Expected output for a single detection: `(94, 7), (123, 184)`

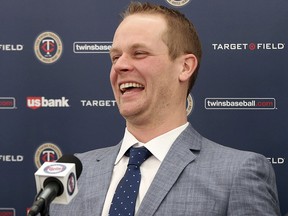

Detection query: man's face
(110, 14), (184, 126)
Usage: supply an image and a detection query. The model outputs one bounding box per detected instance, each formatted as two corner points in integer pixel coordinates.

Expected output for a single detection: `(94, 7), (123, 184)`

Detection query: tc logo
(34, 32), (63, 64)
(34, 143), (63, 168)
(42, 150), (57, 162)
(41, 39), (55, 56)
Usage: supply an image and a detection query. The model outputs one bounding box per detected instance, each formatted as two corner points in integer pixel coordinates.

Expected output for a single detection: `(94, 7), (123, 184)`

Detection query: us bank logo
(34, 31), (63, 64)
(166, 0), (190, 7)
(27, 96), (70, 109)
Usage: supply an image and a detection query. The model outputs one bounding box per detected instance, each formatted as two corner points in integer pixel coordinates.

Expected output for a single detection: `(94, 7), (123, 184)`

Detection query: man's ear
(179, 54), (198, 82)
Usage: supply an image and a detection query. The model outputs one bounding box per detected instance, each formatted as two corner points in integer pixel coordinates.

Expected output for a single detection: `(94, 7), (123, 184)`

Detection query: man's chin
(120, 108), (143, 121)
(120, 110), (137, 118)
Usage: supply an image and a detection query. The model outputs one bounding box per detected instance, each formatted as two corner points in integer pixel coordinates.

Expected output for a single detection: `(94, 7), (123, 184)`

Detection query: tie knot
(127, 147), (152, 167)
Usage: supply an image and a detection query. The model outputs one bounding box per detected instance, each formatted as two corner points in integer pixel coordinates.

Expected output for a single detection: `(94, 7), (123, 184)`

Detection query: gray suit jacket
(50, 124), (281, 215)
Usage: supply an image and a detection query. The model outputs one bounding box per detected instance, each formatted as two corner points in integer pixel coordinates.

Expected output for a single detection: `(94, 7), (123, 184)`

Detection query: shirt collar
(115, 128), (139, 164)
(115, 122), (189, 164)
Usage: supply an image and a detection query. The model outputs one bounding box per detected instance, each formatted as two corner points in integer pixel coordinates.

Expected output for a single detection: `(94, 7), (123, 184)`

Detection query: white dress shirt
(101, 122), (189, 216)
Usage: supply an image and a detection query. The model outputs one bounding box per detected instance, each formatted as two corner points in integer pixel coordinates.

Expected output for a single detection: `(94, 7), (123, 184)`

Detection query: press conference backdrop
(0, 0), (287, 215)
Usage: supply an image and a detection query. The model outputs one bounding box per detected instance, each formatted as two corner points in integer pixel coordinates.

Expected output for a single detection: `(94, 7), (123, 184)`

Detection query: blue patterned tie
(109, 147), (152, 216)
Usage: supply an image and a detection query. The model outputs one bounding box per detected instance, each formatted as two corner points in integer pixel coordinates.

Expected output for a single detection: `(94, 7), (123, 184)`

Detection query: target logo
(212, 42), (285, 51)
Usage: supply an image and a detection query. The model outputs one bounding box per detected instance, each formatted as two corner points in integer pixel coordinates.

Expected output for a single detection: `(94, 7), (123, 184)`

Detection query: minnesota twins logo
(34, 31), (63, 64)
(67, 172), (76, 195)
(186, 93), (193, 116)
(34, 143), (63, 168)
(166, 0), (190, 7)
(44, 164), (67, 174)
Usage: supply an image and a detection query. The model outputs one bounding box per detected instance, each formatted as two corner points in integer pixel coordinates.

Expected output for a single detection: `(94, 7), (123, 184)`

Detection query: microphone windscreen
(57, 155), (83, 179)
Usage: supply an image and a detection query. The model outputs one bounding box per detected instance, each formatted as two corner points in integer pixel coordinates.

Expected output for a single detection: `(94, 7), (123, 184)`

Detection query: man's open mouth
(119, 82), (144, 94)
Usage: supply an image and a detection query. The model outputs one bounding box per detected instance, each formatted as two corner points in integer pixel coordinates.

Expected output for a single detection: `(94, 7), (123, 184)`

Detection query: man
(50, 2), (280, 215)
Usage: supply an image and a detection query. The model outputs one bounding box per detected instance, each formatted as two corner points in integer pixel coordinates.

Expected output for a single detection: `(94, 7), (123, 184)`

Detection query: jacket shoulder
(75, 145), (118, 162)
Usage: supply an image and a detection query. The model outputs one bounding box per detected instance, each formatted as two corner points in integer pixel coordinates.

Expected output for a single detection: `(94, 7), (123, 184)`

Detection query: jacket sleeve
(227, 153), (281, 215)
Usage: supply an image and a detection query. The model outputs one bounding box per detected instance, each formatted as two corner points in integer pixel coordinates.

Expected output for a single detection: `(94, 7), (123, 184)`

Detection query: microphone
(28, 155), (83, 216)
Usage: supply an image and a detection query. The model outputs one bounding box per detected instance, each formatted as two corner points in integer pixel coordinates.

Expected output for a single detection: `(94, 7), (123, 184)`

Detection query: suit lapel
(137, 125), (202, 215)
(79, 144), (121, 215)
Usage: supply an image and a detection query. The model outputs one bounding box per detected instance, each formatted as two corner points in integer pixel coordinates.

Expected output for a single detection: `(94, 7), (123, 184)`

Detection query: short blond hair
(121, 2), (202, 94)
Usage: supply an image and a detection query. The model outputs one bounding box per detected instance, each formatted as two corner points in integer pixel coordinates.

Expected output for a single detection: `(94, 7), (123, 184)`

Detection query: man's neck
(126, 117), (187, 143)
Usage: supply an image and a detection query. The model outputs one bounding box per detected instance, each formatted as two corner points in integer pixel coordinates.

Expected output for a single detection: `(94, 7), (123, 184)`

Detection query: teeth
(120, 82), (144, 92)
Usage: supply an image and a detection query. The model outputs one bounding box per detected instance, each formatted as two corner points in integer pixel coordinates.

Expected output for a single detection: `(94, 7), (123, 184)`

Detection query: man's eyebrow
(109, 47), (119, 55)
(130, 43), (149, 50)
(110, 43), (149, 55)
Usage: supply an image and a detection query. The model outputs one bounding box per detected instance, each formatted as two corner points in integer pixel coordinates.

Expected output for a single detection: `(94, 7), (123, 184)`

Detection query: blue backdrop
(0, 0), (287, 215)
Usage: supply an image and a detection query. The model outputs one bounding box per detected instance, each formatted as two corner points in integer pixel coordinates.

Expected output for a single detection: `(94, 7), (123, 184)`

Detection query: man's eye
(134, 51), (147, 57)
(111, 56), (120, 63)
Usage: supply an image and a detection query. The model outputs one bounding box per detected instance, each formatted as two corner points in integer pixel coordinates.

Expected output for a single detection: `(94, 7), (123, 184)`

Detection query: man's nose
(113, 54), (133, 73)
